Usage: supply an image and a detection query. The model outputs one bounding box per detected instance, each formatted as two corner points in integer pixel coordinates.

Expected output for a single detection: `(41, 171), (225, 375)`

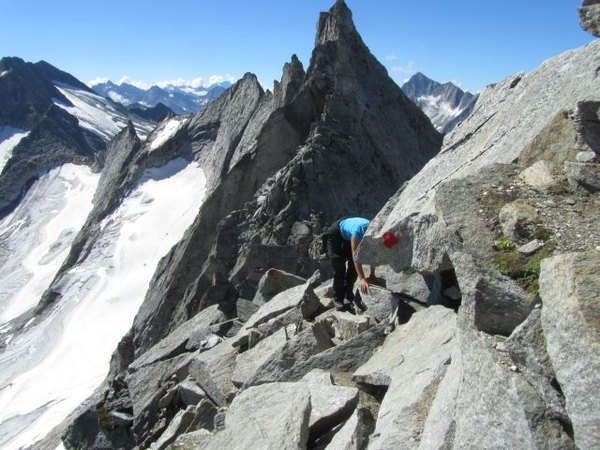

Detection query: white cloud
(88, 74), (238, 91)
(87, 76), (109, 87)
(208, 74), (236, 85)
(156, 74), (237, 89)
(156, 77), (197, 88)
(117, 76), (149, 89)
(386, 52), (398, 61)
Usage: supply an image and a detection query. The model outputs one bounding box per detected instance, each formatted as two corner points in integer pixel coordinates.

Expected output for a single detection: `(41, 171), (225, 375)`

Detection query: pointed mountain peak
(315, 0), (357, 46)
(273, 54), (306, 106)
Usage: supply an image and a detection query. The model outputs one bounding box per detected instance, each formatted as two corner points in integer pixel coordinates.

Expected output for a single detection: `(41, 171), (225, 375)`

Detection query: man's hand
(359, 277), (370, 294)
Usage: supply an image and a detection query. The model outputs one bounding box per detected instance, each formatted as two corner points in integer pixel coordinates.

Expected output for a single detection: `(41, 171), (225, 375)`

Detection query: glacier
(0, 154), (207, 449)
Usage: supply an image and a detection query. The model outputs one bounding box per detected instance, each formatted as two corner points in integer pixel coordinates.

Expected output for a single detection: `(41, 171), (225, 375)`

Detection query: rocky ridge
(27, 1), (600, 449)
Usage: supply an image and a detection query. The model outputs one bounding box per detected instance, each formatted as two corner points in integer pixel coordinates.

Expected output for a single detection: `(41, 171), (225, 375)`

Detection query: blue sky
(1, 0), (595, 93)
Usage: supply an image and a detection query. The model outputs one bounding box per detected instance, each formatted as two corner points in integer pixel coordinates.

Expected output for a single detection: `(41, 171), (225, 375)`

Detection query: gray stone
(188, 398), (218, 432)
(187, 341), (239, 407)
(244, 282), (320, 330)
(330, 311), (371, 341)
(150, 406), (195, 450)
(243, 320), (335, 386)
(576, 150), (597, 162)
(518, 160), (556, 189)
(574, 100), (600, 153)
(354, 306), (457, 449)
(455, 322), (573, 449)
(125, 354), (191, 443)
(223, 383), (309, 447)
(517, 239), (545, 255)
(383, 268), (432, 303)
(129, 305), (227, 371)
(287, 221), (313, 246)
(233, 282), (322, 348)
(158, 387), (177, 408)
(579, 0), (600, 37)
(564, 161), (600, 192)
(231, 327), (288, 387)
(171, 429), (212, 448)
(324, 407), (374, 450)
(358, 40), (600, 330)
(356, 285), (402, 322)
(540, 251), (600, 450)
(505, 308), (569, 422)
(285, 322), (389, 381)
(173, 382), (311, 450)
(518, 110), (579, 175)
(252, 268), (306, 305)
(107, 411), (134, 427)
(178, 378), (206, 406)
(301, 369), (359, 440)
(415, 307), (573, 450)
(499, 199), (539, 243)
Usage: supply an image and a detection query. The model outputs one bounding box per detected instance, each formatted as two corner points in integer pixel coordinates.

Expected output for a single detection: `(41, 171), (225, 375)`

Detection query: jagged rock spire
(315, 0), (357, 46)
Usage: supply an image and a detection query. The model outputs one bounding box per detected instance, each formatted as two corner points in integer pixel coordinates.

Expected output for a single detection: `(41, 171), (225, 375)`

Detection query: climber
(323, 217), (375, 312)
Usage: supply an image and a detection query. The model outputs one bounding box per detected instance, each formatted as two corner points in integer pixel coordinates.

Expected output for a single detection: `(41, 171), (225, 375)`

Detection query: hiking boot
(353, 295), (367, 313)
(333, 299), (346, 311)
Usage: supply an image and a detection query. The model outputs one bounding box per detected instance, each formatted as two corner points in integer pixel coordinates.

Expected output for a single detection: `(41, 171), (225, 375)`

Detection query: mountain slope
(3, 0), (442, 447)
(0, 57), (154, 219)
(3, 1), (597, 450)
(402, 71), (479, 133)
(125, 0), (442, 359)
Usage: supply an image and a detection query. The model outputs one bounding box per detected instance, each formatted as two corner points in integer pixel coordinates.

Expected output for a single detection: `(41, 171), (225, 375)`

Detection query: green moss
(479, 189), (507, 213)
(494, 240), (557, 301)
(97, 402), (115, 430)
(532, 225), (553, 241)
(548, 179), (572, 195)
(496, 236), (516, 251)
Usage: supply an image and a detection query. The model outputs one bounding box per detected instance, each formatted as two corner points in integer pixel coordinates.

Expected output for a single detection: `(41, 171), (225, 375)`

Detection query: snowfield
(53, 83), (154, 141)
(0, 158), (207, 450)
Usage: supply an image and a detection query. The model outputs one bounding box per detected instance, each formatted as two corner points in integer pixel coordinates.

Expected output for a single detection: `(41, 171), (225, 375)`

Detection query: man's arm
(350, 236), (370, 294)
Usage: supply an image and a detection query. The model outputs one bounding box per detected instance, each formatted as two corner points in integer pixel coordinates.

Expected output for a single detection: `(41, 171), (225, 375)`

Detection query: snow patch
(149, 117), (186, 151)
(0, 164), (98, 322)
(107, 90), (130, 105)
(0, 127), (29, 172)
(53, 83), (154, 141)
(54, 85), (126, 140)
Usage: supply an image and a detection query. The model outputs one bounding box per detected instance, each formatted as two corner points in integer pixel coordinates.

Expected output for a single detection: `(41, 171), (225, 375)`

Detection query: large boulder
(540, 251), (600, 450)
(359, 38), (600, 337)
(171, 382), (312, 449)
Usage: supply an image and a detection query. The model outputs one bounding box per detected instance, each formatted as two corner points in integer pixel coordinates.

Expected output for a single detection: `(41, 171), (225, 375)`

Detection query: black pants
(326, 220), (357, 302)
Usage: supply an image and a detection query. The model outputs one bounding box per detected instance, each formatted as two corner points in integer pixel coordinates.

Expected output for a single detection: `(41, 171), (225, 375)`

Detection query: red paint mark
(268, 269), (277, 276)
(382, 231), (398, 248)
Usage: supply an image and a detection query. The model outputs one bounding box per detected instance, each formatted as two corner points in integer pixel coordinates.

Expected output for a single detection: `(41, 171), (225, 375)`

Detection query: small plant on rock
(479, 189), (508, 214)
(494, 236), (557, 301)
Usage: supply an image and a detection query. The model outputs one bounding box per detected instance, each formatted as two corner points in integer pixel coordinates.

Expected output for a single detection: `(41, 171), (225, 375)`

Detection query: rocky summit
(18, 0), (600, 449)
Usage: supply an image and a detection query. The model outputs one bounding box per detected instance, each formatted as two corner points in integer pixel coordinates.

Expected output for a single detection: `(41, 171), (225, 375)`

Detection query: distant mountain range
(90, 79), (231, 116)
(93, 73), (476, 134)
(401, 72), (479, 134)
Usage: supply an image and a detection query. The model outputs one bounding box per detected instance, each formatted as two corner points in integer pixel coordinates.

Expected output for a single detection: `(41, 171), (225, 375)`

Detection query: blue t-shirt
(339, 217), (370, 241)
